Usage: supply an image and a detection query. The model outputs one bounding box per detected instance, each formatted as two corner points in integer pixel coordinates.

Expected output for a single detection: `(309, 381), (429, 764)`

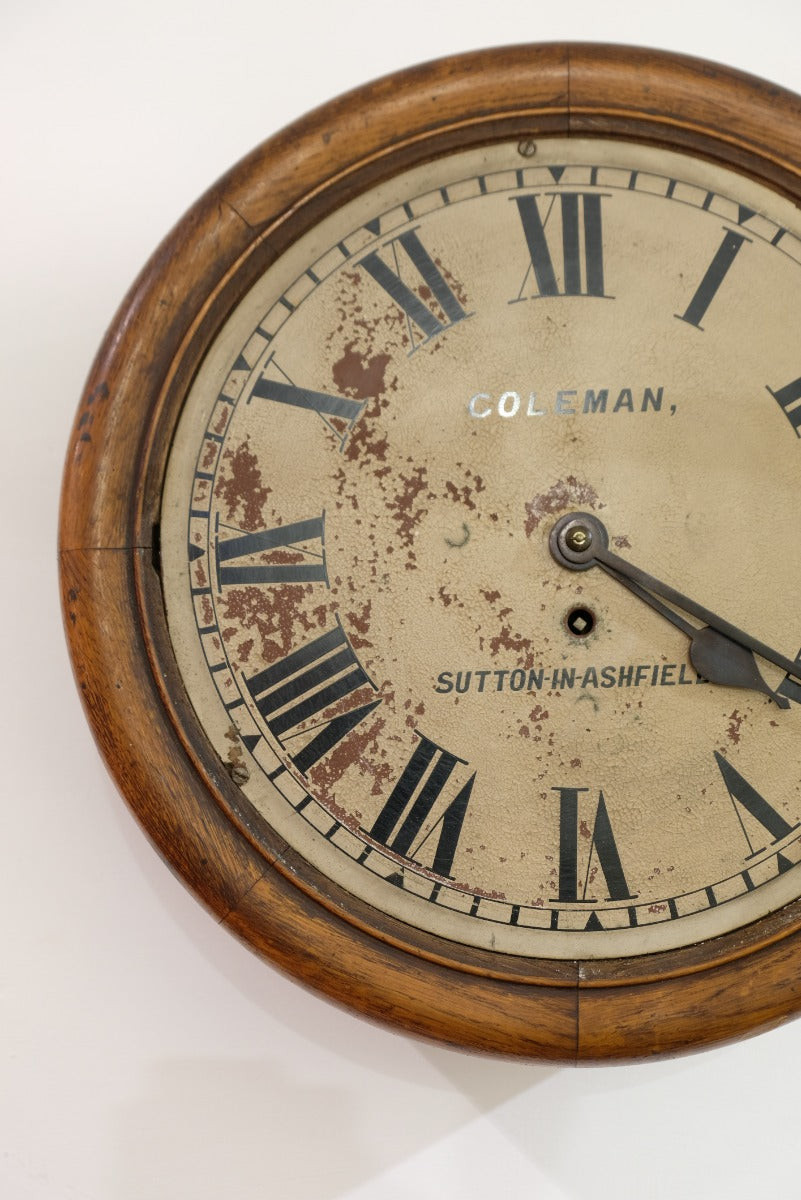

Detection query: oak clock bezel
(59, 43), (801, 1060)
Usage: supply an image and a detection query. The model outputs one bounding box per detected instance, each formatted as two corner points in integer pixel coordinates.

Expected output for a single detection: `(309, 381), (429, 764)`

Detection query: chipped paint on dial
(161, 138), (801, 959)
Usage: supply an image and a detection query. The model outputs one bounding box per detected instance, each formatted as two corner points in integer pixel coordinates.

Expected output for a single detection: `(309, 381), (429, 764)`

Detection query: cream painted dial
(161, 137), (801, 959)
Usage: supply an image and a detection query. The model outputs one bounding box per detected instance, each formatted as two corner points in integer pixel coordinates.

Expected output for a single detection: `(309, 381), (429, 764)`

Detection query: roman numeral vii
(366, 732), (474, 878)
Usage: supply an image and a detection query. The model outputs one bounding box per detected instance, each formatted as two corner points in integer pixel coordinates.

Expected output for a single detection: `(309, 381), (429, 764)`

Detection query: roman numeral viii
(358, 228), (470, 349)
(245, 622), (380, 775)
(215, 515), (327, 589)
(365, 732), (475, 878)
(512, 192), (609, 300)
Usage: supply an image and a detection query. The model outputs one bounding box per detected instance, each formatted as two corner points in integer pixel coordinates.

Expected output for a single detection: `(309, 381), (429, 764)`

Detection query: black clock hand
(549, 512), (798, 707)
(598, 555), (792, 708)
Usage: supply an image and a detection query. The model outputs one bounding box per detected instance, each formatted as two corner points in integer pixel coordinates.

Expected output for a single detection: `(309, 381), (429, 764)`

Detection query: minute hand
(594, 542), (801, 681)
(549, 512), (801, 699)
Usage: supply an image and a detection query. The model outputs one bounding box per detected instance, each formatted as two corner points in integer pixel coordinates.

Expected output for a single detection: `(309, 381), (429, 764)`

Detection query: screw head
(565, 524), (592, 553)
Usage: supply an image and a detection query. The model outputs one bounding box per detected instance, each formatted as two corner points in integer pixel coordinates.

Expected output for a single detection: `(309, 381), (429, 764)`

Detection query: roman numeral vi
(553, 786), (634, 906)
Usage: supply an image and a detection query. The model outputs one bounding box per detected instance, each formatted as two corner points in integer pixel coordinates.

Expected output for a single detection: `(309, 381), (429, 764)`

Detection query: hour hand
(549, 512), (797, 707)
(690, 626), (790, 708)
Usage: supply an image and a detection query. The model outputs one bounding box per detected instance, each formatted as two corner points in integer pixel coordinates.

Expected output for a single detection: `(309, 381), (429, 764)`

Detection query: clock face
(160, 135), (801, 962)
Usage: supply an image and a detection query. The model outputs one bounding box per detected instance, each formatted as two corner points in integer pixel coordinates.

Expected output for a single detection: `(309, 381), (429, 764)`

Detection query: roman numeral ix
(214, 514), (328, 589)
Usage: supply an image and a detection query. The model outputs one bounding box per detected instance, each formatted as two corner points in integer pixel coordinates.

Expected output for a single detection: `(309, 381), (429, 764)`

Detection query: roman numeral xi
(358, 228), (470, 349)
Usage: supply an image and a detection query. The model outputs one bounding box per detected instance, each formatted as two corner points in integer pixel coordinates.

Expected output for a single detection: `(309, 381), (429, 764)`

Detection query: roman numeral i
(676, 226), (750, 330)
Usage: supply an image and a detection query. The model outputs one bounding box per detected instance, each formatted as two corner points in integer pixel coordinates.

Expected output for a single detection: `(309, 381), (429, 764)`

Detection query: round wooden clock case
(60, 45), (801, 1060)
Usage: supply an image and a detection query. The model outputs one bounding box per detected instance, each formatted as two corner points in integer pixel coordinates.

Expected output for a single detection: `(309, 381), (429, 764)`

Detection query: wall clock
(60, 44), (801, 1060)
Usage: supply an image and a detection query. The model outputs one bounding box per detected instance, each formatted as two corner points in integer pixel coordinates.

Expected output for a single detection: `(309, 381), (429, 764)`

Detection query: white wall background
(5, 2), (801, 1197)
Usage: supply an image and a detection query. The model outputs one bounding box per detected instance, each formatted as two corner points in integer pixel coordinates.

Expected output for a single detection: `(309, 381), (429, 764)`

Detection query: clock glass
(160, 136), (801, 962)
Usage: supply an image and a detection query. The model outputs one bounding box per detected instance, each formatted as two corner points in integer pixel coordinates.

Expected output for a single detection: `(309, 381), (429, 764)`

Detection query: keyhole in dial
(566, 606), (596, 637)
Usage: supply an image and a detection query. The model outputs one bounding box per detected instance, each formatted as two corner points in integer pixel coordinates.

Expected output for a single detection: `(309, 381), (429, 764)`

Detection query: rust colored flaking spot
(345, 599), (373, 650)
(524, 476), (600, 537)
(431, 256), (470, 310)
(727, 709), (745, 744)
(444, 469), (486, 512)
(224, 726), (249, 785)
(302, 701), (388, 814)
(333, 341), (392, 402)
(488, 625), (532, 659)
(200, 596), (215, 627)
(437, 585), (464, 609)
(220, 583), (329, 667)
(334, 343), (394, 467)
(387, 465), (434, 548)
(445, 480), (474, 510)
(215, 439), (272, 530)
(330, 270), (409, 357)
